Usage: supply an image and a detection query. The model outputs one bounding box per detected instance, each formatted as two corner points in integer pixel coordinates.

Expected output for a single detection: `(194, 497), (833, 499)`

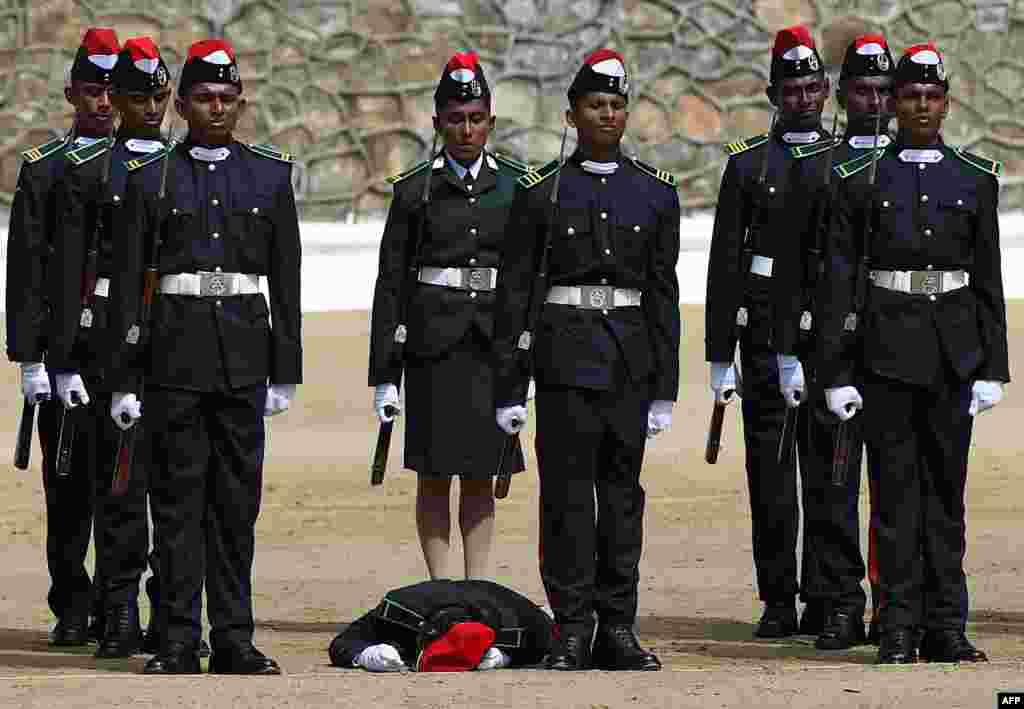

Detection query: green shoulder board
(242, 142), (294, 164)
(791, 137), (841, 160)
(952, 147), (1002, 178)
(491, 151), (531, 174)
(724, 134), (769, 157)
(125, 145), (172, 172)
(833, 148), (886, 180)
(630, 156), (677, 187)
(517, 159), (560, 189)
(385, 159), (431, 185)
(22, 136), (69, 164)
(65, 138), (113, 167)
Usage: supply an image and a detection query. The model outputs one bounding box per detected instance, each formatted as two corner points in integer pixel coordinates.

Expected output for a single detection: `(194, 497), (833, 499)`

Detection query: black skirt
(403, 327), (525, 479)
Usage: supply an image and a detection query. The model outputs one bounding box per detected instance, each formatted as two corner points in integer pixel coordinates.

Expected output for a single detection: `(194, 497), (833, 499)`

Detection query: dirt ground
(0, 305), (1022, 709)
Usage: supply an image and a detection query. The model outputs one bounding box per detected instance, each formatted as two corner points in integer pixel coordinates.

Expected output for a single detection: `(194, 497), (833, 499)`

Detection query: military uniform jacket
(705, 129), (832, 362)
(47, 136), (166, 377)
(108, 140), (302, 393)
(492, 152), (681, 406)
(329, 579), (553, 668)
(817, 140), (1009, 390)
(368, 150), (528, 386)
(5, 136), (73, 363)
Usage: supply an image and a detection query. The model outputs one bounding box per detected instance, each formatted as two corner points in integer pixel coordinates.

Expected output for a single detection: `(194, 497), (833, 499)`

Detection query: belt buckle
(912, 271), (940, 295)
(198, 271), (229, 297)
(464, 267), (491, 291)
(579, 285), (614, 309)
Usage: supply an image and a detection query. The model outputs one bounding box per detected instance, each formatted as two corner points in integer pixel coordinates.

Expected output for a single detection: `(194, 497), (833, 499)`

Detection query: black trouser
(37, 397), (95, 622)
(147, 385), (266, 650)
(861, 371), (972, 632)
(534, 382), (648, 631)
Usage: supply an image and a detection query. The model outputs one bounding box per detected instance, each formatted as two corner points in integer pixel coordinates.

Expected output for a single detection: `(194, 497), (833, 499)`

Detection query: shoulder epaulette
(125, 145), (172, 172)
(952, 146), (1002, 178)
(491, 151), (531, 174)
(242, 142), (294, 164)
(833, 148), (886, 179)
(629, 156), (677, 187)
(64, 138), (113, 167)
(791, 137), (841, 160)
(724, 134), (769, 157)
(385, 159), (431, 185)
(517, 159), (560, 189)
(21, 136), (69, 164)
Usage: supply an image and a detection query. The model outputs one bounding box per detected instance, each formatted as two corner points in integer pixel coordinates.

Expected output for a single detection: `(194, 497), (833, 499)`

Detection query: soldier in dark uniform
(107, 39), (301, 675)
(369, 52), (527, 581)
(706, 25), (835, 639)
(819, 42), (1006, 664)
(328, 579), (553, 671)
(5, 27), (121, 646)
(493, 49), (680, 671)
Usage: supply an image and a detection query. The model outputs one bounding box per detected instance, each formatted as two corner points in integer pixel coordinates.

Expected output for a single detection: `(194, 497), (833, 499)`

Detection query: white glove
(265, 383), (296, 417)
(19, 362), (51, 402)
(354, 643), (406, 672)
(476, 646), (511, 671)
(374, 383), (401, 423)
(969, 380), (1004, 417)
(825, 386), (863, 422)
(710, 362), (738, 404)
(496, 404), (527, 435)
(647, 400), (674, 438)
(526, 378), (536, 402)
(110, 392), (142, 431)
(777, 355), (805, 409)
(54, 373), (90, 409)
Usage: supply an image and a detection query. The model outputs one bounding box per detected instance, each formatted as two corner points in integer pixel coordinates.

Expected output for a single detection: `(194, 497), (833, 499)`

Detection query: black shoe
(798, 602), (825, 636)
(866, 615), (880, 645)
(49, 616), (90, 647)
(591, 625), (661, 671)
(815, 609), (867, 650)
(208, 643), (282, 675)
(545, 629), (592, 671)
(95, 604), (143, 658)
(143, 625), (209, 658)
(88, 615), (105, 644)
(877, 628), (918, 664)
(918, 629), (988, 663)
(143, 641), (201, 674)
(755, 603), (798, 639)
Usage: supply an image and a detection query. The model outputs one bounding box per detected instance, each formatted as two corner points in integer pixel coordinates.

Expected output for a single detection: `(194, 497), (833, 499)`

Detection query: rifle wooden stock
(493, 433), (518, 499)
(14, 399), (36, 470)
(704, 401), (726, 464)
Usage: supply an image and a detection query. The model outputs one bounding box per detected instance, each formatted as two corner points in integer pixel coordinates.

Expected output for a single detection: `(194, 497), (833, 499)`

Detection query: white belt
(546, 285), (642, 309)
(93, 277), (110, 298)
(159, 272), (261, 297)
(750, 254), (774, 278)
(869, 269), (968, 296)
(418, 266), (498, 291)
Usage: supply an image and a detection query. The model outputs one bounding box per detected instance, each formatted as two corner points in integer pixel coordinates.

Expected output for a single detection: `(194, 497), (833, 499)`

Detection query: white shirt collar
(445, 150), (484, 181)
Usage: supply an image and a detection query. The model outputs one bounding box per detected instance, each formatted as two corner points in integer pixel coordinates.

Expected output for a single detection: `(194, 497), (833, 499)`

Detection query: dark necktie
(463, 171), (474, 191)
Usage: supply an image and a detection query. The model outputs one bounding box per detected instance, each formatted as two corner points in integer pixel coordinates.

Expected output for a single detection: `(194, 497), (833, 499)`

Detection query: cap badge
(877, 53), (890, 71)
(809, 53), (819, 71)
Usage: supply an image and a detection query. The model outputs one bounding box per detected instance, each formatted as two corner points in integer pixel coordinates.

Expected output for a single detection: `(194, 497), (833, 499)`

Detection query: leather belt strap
(546, 285), (642, 309)
(159, 272), (261, 297)
(869, 269), (968, 295)
(749, 254), (773, 278)
(418, 266), (498, 291)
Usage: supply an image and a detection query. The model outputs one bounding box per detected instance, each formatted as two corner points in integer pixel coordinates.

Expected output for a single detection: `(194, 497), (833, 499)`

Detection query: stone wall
(1, 0), (1022, 219)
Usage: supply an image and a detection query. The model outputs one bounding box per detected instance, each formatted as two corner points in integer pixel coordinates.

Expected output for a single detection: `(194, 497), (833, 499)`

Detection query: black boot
(815, 608), (866, 650)
(95, 604), (143, 658)
(208, 642), (281, 675)
(798, 602), (825, 636)
(49, 615), (90, 647)
(143, 640), (201, 674)
(546, 627), (592, 671)
(755, 602), (797, 639)
(877, 627), (918, 664)
(918, 629), (988, 663)
(591, 625), (661, 671)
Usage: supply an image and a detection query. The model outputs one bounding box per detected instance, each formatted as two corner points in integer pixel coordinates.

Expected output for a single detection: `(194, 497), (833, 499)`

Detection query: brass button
(882, 201), (890, 208)
(633, 225), (640, 232)
(171, 208), (179, 215)
(920, 194), (929, 203)
(466, 184), (473, 191)
(604, 248), (612, 255)
(469, 197), (476, 204)
(600, 177), (607, 185)
(215, 299), (222, 307)
(469, 258), (477, 265)
(600, 212), (607, 220)
(919, 163), (926, 171)
(252, 207), (260, 215)
(957, 199), (963, 206)
(601, 309), (609, 315)
(600, 278), (608, 285)
(470, 227), (477, 236)
(768, 186), (776, 194)
(924, 228), (933, 237)
(112, 195), (120, 203)
(211, 232), (220, 239)
(928, 294), (936, 302)
(469, 292), (477, 299)
(567, 227), (575, 236)
(208, 164), (216, 172)
(212, 198), (219, 206)
(215, 266), (222, 273)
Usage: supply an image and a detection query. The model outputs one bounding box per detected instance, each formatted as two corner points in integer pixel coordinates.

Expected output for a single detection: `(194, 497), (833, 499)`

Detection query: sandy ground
(0, 305), (1023, 708)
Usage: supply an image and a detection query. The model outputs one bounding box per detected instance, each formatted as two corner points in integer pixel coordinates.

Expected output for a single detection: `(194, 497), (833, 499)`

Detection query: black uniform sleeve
(46, 169), (90, 372)
(973, 174), (1009, 382)
(705, 157), (747, 362)
(6, 163), (48, 362)
(268, 170), (303, 385)
(328, 611), (382, 668)
(493, 184), (543, 407)
(645, 185), (681, 401)
(368, 183), (414, 387)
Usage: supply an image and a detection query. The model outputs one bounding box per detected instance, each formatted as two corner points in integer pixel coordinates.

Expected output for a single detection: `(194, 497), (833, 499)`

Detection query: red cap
(583, 48), (625, 67)
(123, 37), (160, 73)
(772, 25), (816, 60)
(416, 622), (495, 672)
(446, 51), (479, 72)
(81, 28), (120, 69)
(903, 41), (942, 63)
(854, 34), (888, 52)
(186, 38), (236, 65)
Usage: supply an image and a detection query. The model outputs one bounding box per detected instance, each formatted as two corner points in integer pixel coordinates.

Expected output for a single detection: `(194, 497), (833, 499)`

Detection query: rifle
(111, 121), (176, 496)
(833, 90), (884, 485)
(371, 133), (439, 486)
(14, 395), (42, 470)
(494, 127), (568, 499)
(706, 112), (775, 465)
